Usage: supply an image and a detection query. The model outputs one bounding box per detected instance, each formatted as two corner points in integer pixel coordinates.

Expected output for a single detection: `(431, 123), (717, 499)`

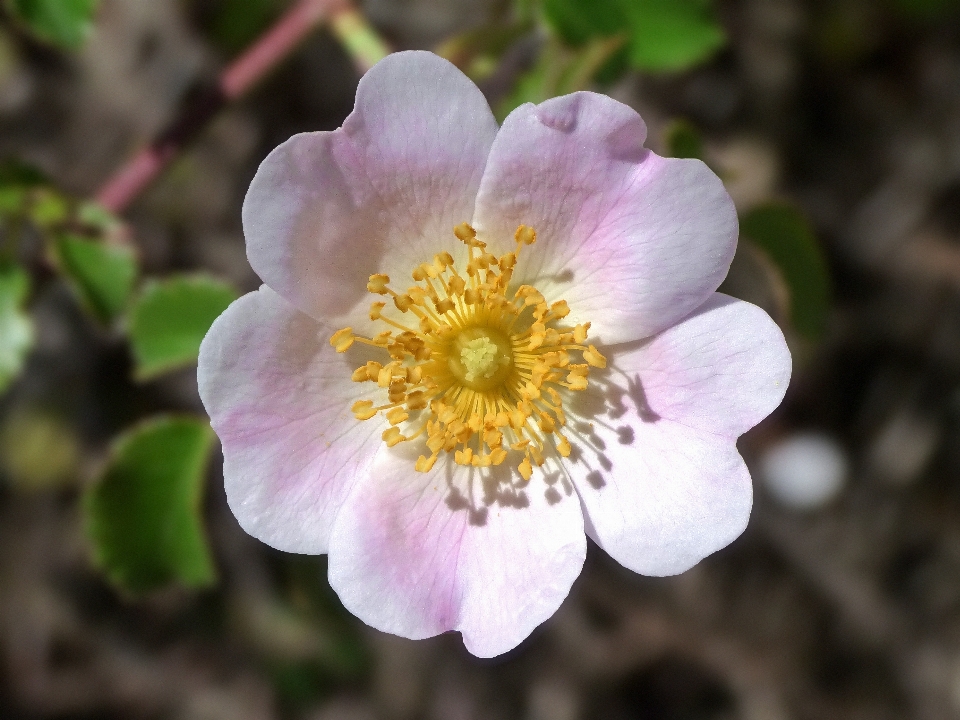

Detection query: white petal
(473, 92), (737, 343)
(244, 51), (499, 320)
(328, 447), (586, 657)
(198, 286), (379, 553)
(617, 294), (791, 438)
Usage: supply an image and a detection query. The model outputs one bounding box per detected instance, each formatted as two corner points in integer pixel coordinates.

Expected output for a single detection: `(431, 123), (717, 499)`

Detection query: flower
(198, 51), (791, 658)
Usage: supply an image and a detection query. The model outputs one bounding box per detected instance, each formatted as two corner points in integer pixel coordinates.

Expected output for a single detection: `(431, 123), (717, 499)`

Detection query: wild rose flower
(198, 51), (791, 658)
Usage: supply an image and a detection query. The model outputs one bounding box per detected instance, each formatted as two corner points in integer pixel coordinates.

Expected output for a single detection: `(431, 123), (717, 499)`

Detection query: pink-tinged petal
(327, 446), (586, 657)
(473, 92), (737, 344)
(566, 407), (752, 577)
(198, 286), (379, 554)
(618, 294), (791, 439)
(565, 296), (786, 573)
(243, 51), (499, 320)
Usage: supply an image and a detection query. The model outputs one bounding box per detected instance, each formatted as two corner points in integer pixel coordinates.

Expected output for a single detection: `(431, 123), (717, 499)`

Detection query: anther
(583, 345), (607, 368)
(489, 448), (508, 465)
(382, 427), (405, 446)
(454, 222), (476, 243)
(434, 298), (455, 314)
(367, 274), (390, 294)
(407, 391), (427, 410)
(386, 407), (409, 426)
(550, 300), (570, 318)
(330, 327), (354, 352)
(352, 400), (377, 420)
(515, 225), (536, 245)
(518, 457), (533, 481)
(416, 454), (438, 472)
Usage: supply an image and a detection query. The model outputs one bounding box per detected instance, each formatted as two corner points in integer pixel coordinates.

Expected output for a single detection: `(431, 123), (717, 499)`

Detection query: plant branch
(95, 0), (388, 214)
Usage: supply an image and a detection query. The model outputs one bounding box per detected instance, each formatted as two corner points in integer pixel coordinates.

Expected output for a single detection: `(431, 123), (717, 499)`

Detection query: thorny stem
(95, 0), (390, 214)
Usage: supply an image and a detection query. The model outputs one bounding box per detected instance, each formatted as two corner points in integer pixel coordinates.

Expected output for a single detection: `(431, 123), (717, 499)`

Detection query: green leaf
(5, 0), (100, 50)
(0, 158), (48, 187)
(543, 0), (624, 45)
(543, 0), (726, 72)
(739, 203), (831, 339)
(129, 275), (237, 381)
(84, 416), (216, 593)
(51, 233), (138, 323)
(29, 189), (69, 228)
(623, 0), (726, 70)
(664, 118), (705, 160)
(0, 186), (26, 216)
(77, 201), (121, 232)
(0, 263), (33, 393)
(0, 159), (48, 217)
(207, 0), (279, 53)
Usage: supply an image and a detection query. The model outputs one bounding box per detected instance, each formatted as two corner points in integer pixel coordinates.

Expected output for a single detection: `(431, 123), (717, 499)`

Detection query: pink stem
(95, 0), (352, 214)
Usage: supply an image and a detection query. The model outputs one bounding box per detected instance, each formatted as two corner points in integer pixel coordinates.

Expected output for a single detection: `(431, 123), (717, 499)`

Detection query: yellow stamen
(333, 222), (605, 481)
(352, 400), (377, 420)
(583, 344), (607, 368)
(330, 327), (354, 353)
(367, 274), (390, 294)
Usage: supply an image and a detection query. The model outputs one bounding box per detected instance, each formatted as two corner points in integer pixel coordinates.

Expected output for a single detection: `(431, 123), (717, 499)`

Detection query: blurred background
(2, 0), (960, 718)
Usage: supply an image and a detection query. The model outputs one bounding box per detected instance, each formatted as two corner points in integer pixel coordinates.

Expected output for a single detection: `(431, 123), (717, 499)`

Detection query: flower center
(450, 328), (513, 390)
(330, 223), (606, 481)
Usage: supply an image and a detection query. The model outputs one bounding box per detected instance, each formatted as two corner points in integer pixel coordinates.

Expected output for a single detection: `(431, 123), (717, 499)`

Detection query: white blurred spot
(760, 432), (848, 510)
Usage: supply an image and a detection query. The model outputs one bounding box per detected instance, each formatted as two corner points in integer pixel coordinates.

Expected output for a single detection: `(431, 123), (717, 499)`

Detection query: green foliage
(269, 661), (333, 710)
(497, 34), (626, 121)
(51, 234), (137, 323)
(542, 0), (726, 72)
(0, 159), (46, 215)
(5, 0), (100, 50)
(0, 169), (139, 327)
(30, 190), (69, 226)
(208, 0), (280, 53)
(129, 275), (237, 381)
(84, 416), (217, 593)
(0, 158), (48, 187)
(0, 185), (24, 215)
(740, 202), (831, 340)
(0, 263), (32, 392)
(664, 118), (705, 160)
